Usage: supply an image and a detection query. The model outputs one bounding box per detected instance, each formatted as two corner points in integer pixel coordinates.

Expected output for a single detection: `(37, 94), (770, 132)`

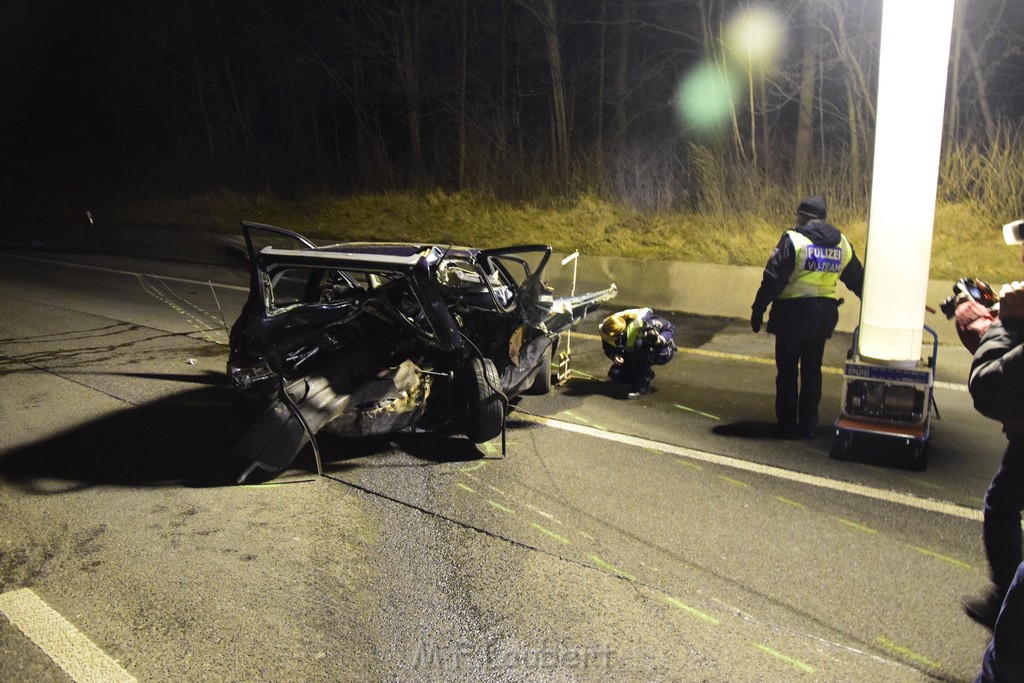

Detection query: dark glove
(643, 327), (663, 346)
(750, 311), (763, 333)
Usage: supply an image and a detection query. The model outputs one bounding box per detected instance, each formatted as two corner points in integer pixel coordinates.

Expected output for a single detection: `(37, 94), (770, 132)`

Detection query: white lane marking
(519, 414), (983, 522)
(0, 588), (136, 682)
(1, 252), (248, 291)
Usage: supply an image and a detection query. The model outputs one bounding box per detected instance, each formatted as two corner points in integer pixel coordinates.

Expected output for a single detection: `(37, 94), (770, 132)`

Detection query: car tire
(525, 347), (553, 395)
(463, 357), (504, 443)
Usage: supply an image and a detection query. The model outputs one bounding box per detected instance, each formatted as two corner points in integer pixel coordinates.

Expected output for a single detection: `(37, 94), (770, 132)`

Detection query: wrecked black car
(227, 221), (617, 482)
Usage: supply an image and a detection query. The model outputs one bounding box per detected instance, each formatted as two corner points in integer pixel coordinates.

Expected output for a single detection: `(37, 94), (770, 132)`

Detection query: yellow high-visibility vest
(778, 231), (852, 300)
(600, 307), (652, 346)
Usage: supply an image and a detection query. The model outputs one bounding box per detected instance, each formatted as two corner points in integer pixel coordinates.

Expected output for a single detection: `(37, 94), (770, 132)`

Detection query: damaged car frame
(228, 221), (616, 482)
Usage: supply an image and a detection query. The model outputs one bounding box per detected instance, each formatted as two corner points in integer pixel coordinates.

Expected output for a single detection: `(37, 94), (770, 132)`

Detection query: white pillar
(858, 0), (955, 363)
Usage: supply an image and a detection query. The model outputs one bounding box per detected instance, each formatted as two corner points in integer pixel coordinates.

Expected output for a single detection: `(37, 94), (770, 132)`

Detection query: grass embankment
(21, 190), (1024, 285)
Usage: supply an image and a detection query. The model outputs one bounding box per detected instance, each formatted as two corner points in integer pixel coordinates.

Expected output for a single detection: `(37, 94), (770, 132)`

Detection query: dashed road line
(674, 404), (721, 420)
(487, 500), (515, 514)
(910, 545), (973, 569)
(589, 555), (637, 582)
(530, 523), (572, 545)
(753, 643), (816, 674)
(874, 636), (943, 670)
(664, 596), (720, 625)
(775, 496), (806, 510)
(835, 518), (879, 535)
(0, 588), (136, 683)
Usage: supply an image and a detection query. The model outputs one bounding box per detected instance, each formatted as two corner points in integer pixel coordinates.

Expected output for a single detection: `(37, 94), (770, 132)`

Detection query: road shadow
(712, 421), (793, 439)
(0, 385), (502, 492)
(313, 431), (489, 470)
(828, 431), (928, 471)
(0, 386), (250, 492)
(556, 375), (639, 399)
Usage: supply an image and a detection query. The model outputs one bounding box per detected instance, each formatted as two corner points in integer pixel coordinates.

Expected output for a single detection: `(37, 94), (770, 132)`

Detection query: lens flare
(675, 63), (736, 131)
(723, 5), (785, 72)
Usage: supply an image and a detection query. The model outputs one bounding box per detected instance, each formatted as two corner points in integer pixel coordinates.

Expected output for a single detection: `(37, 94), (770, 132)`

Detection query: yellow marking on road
(487, 500), (515, 514)
(835, 518), (879, 535)
(459, 462), (487, 473)
(674, 404), (721, 420)
(910, 546), (973, 569)
(519, 414), (983, 522)
(455, 482), (477, 494)
(570, 332), (975, 392)
(149, 276), (223, 326)
(676, 458), (703, 470)
(874, 636), (943, 669)
(530, 523), (572, 545)
(0, 588), (137, 682)
(589, 555), (636, 582)
(753, 643), (816, 673)
(775, 496), (806, 509)
(719, 475), (750, 488)
(136, 274), (226, 345)
(561, 410), (607, 431)
(664, 596), (720, 625)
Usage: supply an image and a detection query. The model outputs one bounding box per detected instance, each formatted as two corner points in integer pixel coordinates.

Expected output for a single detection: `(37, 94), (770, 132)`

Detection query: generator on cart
(832, 326), (940, 470)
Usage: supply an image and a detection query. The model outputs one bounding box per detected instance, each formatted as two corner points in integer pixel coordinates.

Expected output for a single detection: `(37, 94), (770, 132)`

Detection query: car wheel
(463, 357), (504, 443)
(525, 347), (553, 395)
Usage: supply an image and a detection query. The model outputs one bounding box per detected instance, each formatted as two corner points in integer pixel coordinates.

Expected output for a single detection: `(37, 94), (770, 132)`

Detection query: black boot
(962, 585), (1005, 630)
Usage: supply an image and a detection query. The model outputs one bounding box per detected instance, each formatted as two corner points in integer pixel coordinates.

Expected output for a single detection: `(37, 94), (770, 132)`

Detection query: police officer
(600, 308), (676, 399)
(750, 196), (864, 439)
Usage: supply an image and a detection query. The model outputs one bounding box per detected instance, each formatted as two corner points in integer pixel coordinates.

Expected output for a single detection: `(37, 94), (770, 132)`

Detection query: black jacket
(751, 220), (864, 338)
(970, 317), (1024, 432)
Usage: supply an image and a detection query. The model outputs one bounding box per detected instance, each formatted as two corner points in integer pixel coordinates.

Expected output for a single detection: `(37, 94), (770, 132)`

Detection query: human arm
(751, 235), (795, 330)
(602, 339), (625, 364)
(969, 282), (1024, 423)
(955, 298), (997, 355)
(839, 248), (865, 299)
(642, 314), (675, 347)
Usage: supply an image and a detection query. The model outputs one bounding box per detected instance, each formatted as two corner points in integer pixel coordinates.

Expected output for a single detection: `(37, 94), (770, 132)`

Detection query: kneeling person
(599, 308), (676, 399)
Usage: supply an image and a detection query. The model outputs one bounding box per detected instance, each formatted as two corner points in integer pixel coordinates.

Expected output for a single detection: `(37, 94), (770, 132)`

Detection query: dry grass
(19, 187), (1019, 283)
(9, 126), (1024, 284)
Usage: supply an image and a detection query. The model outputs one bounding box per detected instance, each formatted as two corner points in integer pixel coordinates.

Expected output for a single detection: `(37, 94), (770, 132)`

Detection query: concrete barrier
(544, 251), (960, 341)
(2, 225), (962, 342)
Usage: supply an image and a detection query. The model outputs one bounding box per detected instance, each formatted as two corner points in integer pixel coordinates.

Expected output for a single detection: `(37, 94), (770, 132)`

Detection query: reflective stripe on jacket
(600, 307), (652, 347)
(777, 231), (852, 300)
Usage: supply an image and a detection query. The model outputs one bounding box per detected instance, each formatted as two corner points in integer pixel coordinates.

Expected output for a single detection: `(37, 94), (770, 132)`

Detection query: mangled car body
(227, 221), (617, 481)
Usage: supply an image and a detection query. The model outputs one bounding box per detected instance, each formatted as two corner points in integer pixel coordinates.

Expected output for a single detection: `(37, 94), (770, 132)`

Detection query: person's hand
(955, 298), (995, 327)
(750, 312), (763, 333)
(998, 281), (1024, 320)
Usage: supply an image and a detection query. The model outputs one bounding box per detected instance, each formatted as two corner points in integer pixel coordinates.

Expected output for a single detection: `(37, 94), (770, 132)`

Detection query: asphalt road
(0, 249), (1005, 682)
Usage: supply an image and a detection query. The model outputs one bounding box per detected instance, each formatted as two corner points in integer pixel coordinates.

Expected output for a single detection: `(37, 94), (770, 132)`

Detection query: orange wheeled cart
(832, 326), (940, 470)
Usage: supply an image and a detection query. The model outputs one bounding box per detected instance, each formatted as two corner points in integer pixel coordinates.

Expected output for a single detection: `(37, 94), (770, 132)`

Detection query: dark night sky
(3, 0), (1023, 201)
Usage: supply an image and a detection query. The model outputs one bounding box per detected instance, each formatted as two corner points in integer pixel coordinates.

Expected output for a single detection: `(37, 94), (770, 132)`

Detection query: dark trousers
(608, 351), (655, 391)
(774, 334), (827, 431)
(984, 434), (1024, 593)
(977, 561), (1024, 683)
